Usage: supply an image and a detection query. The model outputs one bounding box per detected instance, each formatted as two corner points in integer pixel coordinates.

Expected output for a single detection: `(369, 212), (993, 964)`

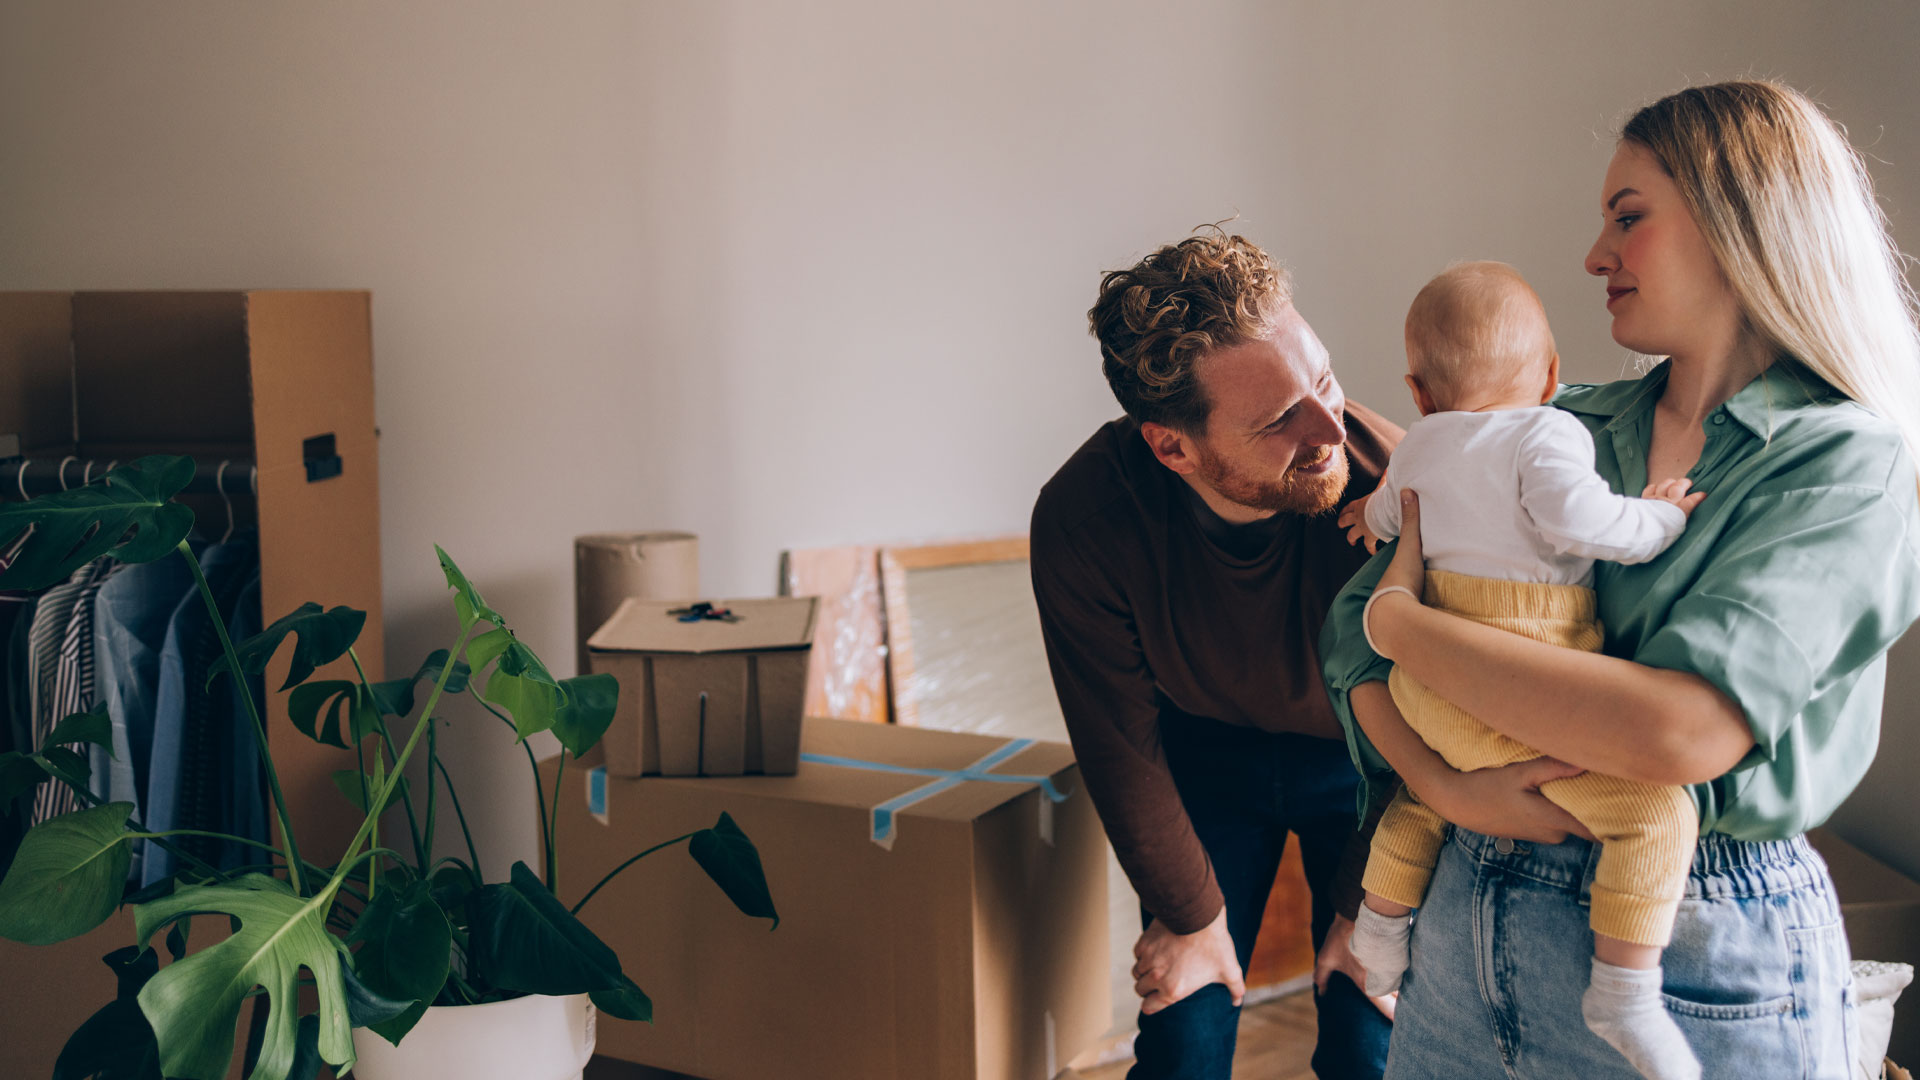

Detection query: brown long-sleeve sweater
(1030, 404), (1401, 934)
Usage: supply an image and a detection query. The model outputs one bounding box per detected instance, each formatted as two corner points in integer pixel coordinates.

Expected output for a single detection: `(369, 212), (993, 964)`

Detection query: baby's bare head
(1405, 261), (1557, 411)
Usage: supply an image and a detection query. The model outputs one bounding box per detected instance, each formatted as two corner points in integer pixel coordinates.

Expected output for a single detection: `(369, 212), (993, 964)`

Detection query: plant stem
(322, 612), (477, 914)
(569, 831), (698, 916)
(349, 647), (427, 870)
(131, 830), (288, 859)
(424, 707), (439, 868)
(478, 698), (550, 874)
(546, 748), (566, 891)
(178, 540), (304, 894)
(432, 754), (484, 882)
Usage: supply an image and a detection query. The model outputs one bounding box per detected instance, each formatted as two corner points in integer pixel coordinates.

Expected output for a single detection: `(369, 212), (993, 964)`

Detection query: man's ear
(1140, 421), (1199, 476)
(1540, 353), (1561, 405)
(1404, 374), (1440, 418)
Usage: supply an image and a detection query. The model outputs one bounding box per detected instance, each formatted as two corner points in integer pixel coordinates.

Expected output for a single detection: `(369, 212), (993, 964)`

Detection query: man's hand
(1132, 906), (1245, 1015)
(1422, 757), (1597, 844)
(1312, 912), (1397, 1019)
(1337, 493), (1383, 553)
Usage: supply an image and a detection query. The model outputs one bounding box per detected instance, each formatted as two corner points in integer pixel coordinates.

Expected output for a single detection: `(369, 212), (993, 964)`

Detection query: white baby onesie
(1363, 406), (1686, 586)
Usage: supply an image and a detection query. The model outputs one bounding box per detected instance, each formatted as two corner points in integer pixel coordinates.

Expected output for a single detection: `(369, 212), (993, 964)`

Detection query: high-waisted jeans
(1385, 826), (1857, 1079)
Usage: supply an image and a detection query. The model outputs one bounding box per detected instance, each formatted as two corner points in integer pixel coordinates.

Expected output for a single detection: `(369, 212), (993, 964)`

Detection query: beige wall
(3, 1), (1917, 881)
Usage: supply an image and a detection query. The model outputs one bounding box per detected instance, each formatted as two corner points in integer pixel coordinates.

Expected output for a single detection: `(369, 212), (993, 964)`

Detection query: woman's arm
(1368, 491), (1754, 786)
(1350, 682), (1594, 842)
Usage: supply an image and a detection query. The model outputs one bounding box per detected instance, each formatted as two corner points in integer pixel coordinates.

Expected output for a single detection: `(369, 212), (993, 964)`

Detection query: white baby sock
(1580, 958), (1701, 1080)
(1348, 904), (1413, 996)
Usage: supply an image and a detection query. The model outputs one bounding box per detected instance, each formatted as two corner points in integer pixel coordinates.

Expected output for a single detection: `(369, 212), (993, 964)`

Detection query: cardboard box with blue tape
(550, 716), (1110, 1080)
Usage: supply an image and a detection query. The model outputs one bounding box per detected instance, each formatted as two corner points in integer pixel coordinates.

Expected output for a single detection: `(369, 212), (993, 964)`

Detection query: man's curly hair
(1088, 226), (1292, 433)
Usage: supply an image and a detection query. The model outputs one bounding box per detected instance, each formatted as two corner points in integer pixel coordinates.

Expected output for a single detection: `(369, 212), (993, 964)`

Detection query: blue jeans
(1386, 826), (1857, 1079)
(1131, 714), (1393, 1080)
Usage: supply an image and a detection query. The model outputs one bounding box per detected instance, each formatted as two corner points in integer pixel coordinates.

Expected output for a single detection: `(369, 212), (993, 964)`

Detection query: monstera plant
(0, 456), (778, 1079)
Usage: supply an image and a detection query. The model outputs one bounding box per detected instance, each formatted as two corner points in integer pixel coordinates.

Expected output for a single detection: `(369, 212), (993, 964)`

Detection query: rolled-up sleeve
(1634, 482), (1920, 767)
(1319, 543), (1401, 814)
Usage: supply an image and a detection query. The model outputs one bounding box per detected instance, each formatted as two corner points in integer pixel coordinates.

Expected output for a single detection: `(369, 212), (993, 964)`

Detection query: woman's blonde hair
(1622, 81), (1920, 477)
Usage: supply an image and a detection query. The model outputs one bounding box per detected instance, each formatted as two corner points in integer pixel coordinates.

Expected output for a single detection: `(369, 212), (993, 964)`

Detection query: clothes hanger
(216, 460), (236, 544)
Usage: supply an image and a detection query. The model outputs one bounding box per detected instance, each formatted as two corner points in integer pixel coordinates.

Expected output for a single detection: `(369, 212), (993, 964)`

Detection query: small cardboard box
(587, 596), (817, 777)
(1808, 828), (1920, 1065)
(551, 717), (1110, 1080)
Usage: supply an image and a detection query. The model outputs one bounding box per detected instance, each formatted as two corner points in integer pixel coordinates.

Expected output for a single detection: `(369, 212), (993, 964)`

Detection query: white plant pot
(350, 992), (596, 1080)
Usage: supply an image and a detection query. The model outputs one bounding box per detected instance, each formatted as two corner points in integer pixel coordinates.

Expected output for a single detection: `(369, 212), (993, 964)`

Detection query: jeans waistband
(1447, 826), (1831, 901)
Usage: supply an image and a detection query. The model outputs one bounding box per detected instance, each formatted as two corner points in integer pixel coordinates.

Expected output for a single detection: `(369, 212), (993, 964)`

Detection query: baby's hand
(1641, 477), (1707, 517)
(1339, 493), (1383, 553)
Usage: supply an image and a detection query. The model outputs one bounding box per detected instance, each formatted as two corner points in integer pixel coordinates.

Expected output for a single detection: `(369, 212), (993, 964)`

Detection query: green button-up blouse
(1320, 360), (1920, 840)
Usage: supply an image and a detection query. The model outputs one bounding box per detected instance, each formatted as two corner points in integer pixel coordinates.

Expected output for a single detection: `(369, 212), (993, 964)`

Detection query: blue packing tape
(800, 738), (1070, 849)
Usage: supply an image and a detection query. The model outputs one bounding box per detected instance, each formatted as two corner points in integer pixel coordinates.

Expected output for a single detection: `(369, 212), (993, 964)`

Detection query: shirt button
(1712, 413), (1727, 425)
(1494, 837), (1515, 855)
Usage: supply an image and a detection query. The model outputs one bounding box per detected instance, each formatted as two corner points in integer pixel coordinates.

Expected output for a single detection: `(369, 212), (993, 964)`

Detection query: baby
(1339, 262), (1706, 1080)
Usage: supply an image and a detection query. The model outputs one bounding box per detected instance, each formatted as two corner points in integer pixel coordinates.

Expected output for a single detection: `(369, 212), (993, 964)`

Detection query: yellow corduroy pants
(1362, 570), (1698, 947)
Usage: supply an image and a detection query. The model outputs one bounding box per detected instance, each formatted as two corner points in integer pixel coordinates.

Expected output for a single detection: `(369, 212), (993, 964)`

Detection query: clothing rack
(0, 457), (257, 498)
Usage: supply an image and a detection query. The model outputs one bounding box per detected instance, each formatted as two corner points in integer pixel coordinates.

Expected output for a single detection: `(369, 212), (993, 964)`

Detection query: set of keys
(668, 601), (742, 623)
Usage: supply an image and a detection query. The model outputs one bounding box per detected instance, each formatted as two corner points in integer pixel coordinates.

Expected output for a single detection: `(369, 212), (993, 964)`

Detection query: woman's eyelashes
(1614, 212), (1642, 231)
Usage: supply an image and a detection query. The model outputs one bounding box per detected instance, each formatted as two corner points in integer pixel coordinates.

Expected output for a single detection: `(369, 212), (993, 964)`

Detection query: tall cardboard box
(587, 597), (817, 777)
(551, 718), (1110, 1080)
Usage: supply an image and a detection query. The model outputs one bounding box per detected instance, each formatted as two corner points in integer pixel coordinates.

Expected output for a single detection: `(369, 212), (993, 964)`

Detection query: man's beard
(1196, 443), (1350, 517)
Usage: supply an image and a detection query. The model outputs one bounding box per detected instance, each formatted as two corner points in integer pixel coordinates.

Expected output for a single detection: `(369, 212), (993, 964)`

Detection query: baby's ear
(1404, 374), (1438, 417)
(1541, 353), (1562, 404)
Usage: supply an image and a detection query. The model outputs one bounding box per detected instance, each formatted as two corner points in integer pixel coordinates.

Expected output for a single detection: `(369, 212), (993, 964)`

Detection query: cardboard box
(551, 717), (1110, 1080)
(587, 596), (817, 776)
(1809, 828), (1920, 1065)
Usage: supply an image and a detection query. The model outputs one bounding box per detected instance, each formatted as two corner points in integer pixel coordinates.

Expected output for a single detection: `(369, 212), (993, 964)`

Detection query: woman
(1321, 81), (1920, 1078)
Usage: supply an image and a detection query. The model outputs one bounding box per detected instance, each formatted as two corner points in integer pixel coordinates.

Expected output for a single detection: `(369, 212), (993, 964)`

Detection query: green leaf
(43, 745), (93, 791)
(0, 750), (46, 807)
(52, 946), (163, 1080)
(590, 983), (653, 1023)
(689, 812), (779, 929)
(483, 669), (562, 741)
(551, 674), (619, 757)
(47, 703), (114, 755)
(480, 637), (564, 741)
(427, 863), (478, 918)
(436, 545), (502, 627)
(340, 953), (414, 1028)
(465, 627), (514, 675)
(286, 680), (371, 749)
(470, 861), (645, 1005)
(208, 603), (366, 692)
(0, 801), (132, 944)
(369, 999), (429, 1046)
(346, 879), (450, 1044)
(285, 1015), (324, 1080)
(0, 456), (196, 592)
(370, 649), (471, 718)
(329, 769), (410, 817)
(134, 874), (353, 1080)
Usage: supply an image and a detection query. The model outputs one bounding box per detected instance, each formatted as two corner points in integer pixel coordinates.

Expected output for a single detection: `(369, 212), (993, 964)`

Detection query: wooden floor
(584, 989), (1320, 1080)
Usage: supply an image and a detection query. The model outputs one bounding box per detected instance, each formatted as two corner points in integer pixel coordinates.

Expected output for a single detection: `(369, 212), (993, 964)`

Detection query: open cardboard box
(587, 596), (816, 776)
(551, 717), (1110, 1080)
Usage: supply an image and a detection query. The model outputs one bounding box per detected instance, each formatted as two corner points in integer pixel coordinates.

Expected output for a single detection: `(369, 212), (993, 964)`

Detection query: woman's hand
(1349, 683), (1597, 846)
(1365, 490), (1426, 659)
(1422, 758), (1598, 844)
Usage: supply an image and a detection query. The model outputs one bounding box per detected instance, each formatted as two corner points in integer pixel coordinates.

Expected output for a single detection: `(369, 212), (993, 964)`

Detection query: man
(1031, 228), (1398, 1079)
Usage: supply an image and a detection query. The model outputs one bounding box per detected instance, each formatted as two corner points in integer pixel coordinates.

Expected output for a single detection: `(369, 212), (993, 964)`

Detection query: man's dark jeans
(1128, 713), (1392, 1080)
